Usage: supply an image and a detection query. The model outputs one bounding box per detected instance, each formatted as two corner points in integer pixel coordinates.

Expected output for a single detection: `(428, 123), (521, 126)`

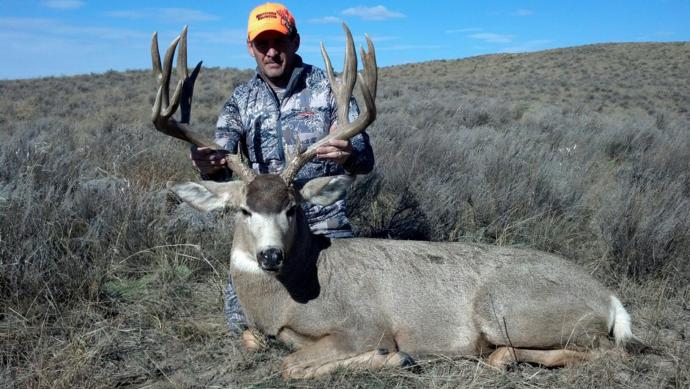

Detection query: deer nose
(258, 248), (284, 271)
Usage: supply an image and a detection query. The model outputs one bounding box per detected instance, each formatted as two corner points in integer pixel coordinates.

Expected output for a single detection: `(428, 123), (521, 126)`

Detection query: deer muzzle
(257, 248), (284, 272)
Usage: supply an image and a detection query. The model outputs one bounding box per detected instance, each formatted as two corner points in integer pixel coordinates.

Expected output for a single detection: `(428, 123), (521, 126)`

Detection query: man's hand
(316, 139), (352, 165)
(190, 146), (229, 176)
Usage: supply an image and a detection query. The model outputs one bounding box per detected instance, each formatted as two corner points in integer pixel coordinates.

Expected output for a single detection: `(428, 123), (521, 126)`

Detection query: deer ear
(168, 181), (245, 212)
(299, 175), (354, 206)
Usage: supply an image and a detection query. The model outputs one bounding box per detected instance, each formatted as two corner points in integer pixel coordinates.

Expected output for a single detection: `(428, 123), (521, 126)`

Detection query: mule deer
(151, 25), (642, 379)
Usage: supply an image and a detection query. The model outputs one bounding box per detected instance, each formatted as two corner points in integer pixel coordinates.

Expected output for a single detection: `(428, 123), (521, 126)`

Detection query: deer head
(151, 24), (377, 273)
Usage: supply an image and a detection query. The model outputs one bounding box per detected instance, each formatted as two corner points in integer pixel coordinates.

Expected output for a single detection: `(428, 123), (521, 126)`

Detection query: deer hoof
(241, 328), (268, 352)
(282, 365), (307, 380)
(385, 351), (417, 369)
(487, 347), (515, 369)
(398, 352), (416, 368)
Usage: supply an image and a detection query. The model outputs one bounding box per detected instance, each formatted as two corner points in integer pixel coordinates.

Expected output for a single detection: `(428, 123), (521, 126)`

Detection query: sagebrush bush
(346, 56), (690, 282)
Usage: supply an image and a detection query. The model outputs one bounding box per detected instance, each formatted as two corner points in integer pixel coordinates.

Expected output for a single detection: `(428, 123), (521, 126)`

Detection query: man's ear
(293, 33), (300, 52)
(299, 175), (354, 206)
(247, 40), (255, 58)
(168, 181), (245, 212)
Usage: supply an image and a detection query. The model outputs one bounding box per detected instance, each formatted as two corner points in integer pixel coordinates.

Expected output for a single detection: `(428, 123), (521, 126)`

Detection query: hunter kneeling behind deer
(150, 9), (643, 383)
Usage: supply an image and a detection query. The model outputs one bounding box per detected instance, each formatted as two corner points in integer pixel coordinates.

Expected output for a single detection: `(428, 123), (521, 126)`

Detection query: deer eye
(240, 208), (252, 217)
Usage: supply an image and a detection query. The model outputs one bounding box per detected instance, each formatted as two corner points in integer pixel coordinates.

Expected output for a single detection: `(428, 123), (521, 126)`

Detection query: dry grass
(383, 42), (690, 119)
(1, 42), (689, 387)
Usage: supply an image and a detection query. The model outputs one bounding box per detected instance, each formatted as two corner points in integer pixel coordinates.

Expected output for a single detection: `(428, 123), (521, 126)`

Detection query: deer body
(232, 234), (614, 355)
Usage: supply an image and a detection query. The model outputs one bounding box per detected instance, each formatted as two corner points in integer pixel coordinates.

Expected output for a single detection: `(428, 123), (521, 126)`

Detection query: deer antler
(280, 23), (377, 184)
(151, 26), (256, 182)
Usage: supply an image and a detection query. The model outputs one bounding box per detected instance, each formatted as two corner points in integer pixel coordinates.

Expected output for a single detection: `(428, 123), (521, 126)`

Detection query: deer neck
(277, 222), (330, 303)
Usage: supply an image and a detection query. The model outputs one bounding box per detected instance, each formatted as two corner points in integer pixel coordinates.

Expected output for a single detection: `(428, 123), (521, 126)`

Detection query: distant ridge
(381, 42), (689, 117)
(1, 42), (688, 122)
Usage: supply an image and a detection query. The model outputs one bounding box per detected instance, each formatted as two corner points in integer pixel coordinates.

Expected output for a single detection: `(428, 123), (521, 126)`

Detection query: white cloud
(105, 10), (145, 19)
(0, 16), (149, 43)
(309, 16), (341, 24)
(468, 32), (515, 43)
(41, 0), (84, 9)
(106, 8), (219, 23)
(512, 9), (534, 16)
(306, 6), (406, 37)
(159, 8), (219, 22)
(377, 44), (446, 51)
(192, 29), (246, 45)
(341, 5), (405, 21)
(446, 28), (483, 34)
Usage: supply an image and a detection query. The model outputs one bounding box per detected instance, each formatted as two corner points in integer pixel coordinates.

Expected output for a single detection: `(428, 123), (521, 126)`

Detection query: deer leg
(487, 346), (591, 369)
(241, 328), (269, 352)
(276, 327), (317, 349)
(242, 326), (323, 352)
(281, 334), (408, 380)
(241, 327), (319, 353)
(305, 349), (414, 379)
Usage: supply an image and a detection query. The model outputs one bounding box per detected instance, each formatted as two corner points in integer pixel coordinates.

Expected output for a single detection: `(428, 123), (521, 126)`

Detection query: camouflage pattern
(224, 281), (247, 334)
(211, 55), (374, 237)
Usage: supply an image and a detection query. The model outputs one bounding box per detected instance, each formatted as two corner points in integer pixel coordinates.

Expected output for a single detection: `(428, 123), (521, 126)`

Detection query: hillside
(1, 42), (689, 387)
(383, 42), (689, 118)
(1, 42), (688, 132)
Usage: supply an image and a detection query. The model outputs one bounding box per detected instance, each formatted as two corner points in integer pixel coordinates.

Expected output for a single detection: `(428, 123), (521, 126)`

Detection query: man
(190, 3), (374, 333)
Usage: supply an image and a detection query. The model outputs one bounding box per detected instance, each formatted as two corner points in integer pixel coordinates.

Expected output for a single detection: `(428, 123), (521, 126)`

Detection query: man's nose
(265, 47), (279, 57)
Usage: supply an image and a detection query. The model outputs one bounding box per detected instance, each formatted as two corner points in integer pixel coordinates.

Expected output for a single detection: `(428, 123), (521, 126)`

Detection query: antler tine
(151, 26), (256, 183)
(280, 23), (377, 184)
(339, 23), (357, 126)
(160, 34), (180, 108)
(321, 23), (357, 128)
(161, 25), (189, 118)
(177, 25), (189, 79)
(361, 34), (377, 100)
(151, 32), (163, 81)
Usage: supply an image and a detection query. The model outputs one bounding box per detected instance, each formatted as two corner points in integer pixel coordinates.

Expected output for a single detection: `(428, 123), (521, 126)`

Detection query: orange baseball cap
(247, 3), (297, 41)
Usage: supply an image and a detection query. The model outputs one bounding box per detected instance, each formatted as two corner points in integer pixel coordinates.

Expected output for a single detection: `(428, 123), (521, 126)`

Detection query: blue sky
(1, 0), (689, 79)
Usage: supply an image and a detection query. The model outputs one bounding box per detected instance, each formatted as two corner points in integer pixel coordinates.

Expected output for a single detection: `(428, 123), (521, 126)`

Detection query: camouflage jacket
(210, 56), (374, 237)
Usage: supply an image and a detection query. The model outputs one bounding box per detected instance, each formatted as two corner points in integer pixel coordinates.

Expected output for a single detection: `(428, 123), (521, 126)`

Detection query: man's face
(247, 30), (300, 84)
